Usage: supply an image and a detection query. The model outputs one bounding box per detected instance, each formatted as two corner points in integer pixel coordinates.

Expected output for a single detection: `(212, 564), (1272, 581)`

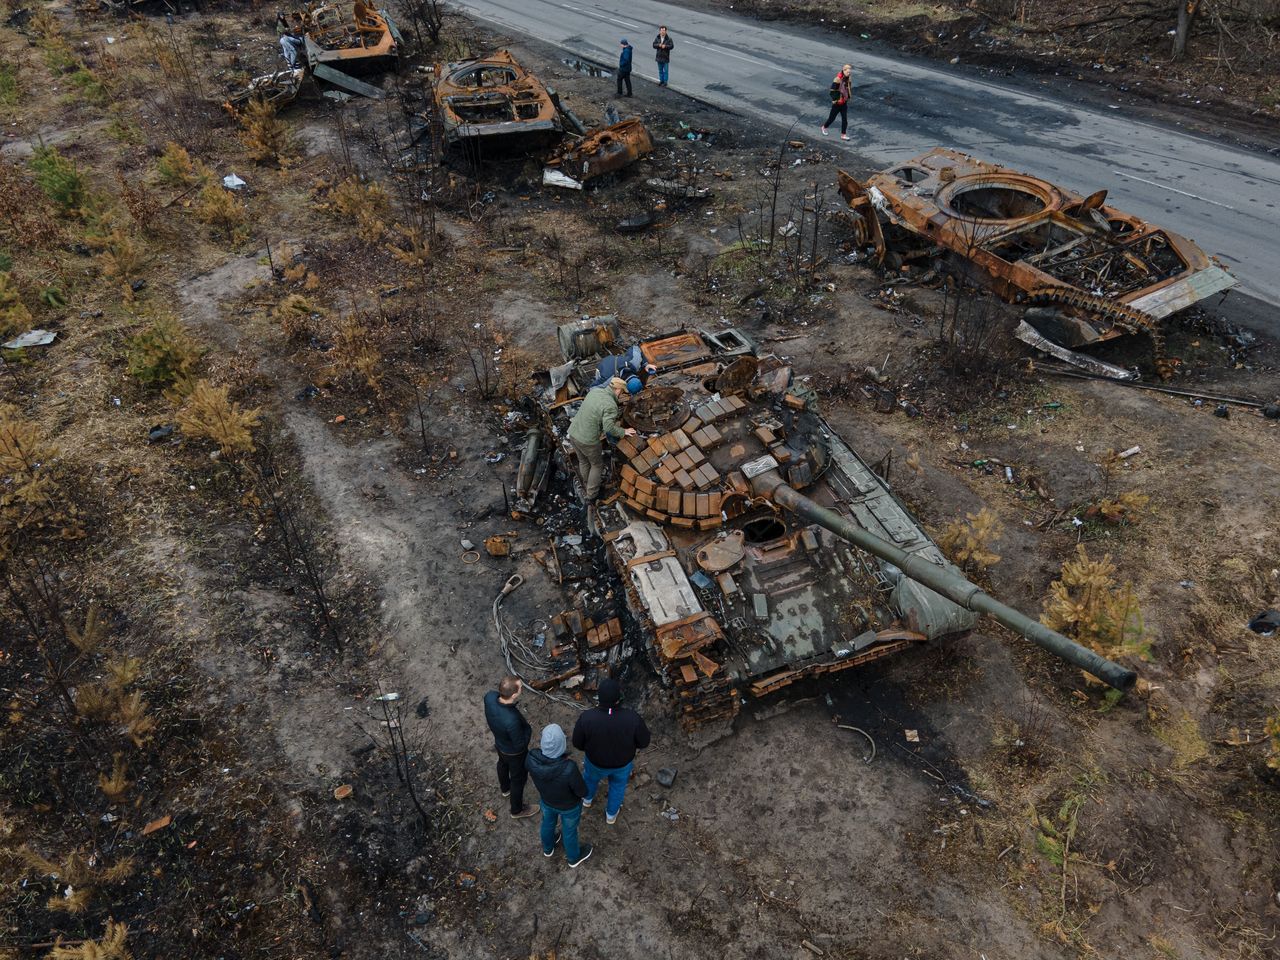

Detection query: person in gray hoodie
(525, 724), (593, 867)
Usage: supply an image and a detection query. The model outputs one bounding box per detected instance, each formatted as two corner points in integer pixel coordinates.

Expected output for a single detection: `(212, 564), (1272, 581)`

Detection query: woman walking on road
(821, 64), (853, 140)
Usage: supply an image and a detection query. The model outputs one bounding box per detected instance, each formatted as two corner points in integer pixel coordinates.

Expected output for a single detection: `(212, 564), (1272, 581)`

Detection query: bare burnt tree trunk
(249, 440), (344, 655)
(1172, 0), (1199, 57)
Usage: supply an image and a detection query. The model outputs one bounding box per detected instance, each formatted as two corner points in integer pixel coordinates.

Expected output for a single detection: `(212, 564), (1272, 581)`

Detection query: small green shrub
(68, 67), (108, 106)
(29, 146), (85, 215)
(126, 314), (202, 389)
(0, 62), (19, 106)
(0, 271), (32, 339)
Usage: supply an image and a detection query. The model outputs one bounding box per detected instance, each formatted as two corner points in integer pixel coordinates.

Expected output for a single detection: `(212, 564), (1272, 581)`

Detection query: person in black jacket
(571, 677), (650, 824)
(652, 25), (673, 86)
(526, 724), (593, 867)
(483, 676), (535, 818)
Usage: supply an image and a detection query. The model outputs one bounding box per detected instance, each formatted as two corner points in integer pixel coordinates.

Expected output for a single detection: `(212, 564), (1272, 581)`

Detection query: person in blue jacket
(589, 344), (657, 389)
(617, 38), (633, 97)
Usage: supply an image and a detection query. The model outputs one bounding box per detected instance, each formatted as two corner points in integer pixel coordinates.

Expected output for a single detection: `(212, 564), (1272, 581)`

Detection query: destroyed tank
(513, 324), (1135, 727)
(839, 148), (1236, 379)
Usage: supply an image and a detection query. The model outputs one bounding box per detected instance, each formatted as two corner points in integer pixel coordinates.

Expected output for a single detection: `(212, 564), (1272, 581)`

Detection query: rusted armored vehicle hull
(434, 51), (563, 150)
(549, 118), (654, 183)
(303, 2), (399, 76)
(840, 148), (1236, 376)
(513, 325), (1134, 728)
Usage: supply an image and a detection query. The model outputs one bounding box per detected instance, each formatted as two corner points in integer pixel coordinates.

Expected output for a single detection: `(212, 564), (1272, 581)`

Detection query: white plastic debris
(1118, 445), (1141, 459)
(2, 329), (57, 349)
(222, 173), (247, 190)
(542, 168), (583, 190)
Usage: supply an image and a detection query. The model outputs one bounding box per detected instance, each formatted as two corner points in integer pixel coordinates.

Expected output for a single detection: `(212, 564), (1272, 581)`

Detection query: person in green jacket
(567, 377), (637, 503)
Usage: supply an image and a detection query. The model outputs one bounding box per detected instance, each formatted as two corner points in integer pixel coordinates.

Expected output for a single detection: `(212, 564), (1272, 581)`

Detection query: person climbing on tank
(589, 344), (657, 389)
(567, 377), (637, 504)
(279, 26), (306, 69)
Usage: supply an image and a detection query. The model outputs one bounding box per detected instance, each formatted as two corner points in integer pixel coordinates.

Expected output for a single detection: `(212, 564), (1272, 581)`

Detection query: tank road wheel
(1025, 286), (1175, 380)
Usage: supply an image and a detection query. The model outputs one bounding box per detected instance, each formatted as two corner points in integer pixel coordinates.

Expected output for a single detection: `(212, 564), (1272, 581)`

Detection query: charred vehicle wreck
(505, 324), (1137, 729)
(839, 148), (1237, 378)
(431, 51), (653, 181)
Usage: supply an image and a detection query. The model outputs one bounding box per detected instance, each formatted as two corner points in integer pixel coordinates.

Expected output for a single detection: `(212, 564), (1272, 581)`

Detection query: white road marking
(681, 37), (783, 71)
(1112, 170), (1236, 211)
(558, 0), (642, 31)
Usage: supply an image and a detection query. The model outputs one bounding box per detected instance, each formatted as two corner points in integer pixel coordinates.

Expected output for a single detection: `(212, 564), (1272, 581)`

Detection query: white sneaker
(581, 796), (593, 807)
(820, 126), (828, 136)
(543, 830), (562, 856)
(606, 811), (618, 825)
(841, 134), (850, 141)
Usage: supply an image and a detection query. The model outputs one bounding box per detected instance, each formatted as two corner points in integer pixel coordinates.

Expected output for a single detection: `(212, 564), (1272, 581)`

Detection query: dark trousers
(824, 101), (848, 134)
(617, 70), (632, 96)
(496, 750), (527, 813)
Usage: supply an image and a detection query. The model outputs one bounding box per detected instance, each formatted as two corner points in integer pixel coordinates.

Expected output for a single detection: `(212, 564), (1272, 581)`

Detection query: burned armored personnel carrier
(510, 323), (1134, 728)
(433, 51), (563, 150)
(839, 148), (1236, 378)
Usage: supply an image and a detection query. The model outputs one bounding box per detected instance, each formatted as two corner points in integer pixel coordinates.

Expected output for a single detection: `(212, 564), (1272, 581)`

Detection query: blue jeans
(540, 800), (582, 862)
(657, 61), (669, 84)
(583, 757), (633, 817)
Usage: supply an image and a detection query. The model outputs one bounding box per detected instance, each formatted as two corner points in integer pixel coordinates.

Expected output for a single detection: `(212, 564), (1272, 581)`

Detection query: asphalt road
(448, 0), (1280, 308)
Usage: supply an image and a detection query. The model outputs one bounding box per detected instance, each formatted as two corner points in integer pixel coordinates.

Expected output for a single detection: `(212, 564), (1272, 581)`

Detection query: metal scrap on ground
(839, 148), (1237, 379)
(227, 2), (399, 107)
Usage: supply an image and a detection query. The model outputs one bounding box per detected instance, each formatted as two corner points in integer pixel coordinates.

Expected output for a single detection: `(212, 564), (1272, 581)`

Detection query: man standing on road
(617, 38), (633, 97)
(821, 63), (854, 141)
(653, 25), (673, 86)
(567, 377), (636, 504)
(572, 678), (651, 825)
(483, 676), (536, 819)
(526, 724), (593, 867)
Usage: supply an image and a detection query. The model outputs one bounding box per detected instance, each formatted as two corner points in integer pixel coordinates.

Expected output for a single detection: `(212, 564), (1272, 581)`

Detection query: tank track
(1026, 285), (1176, 380)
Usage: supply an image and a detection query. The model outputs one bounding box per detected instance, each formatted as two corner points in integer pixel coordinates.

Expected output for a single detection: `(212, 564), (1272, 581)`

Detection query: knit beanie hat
(540, 723), (567, 759)
(598, 677), (621, 708)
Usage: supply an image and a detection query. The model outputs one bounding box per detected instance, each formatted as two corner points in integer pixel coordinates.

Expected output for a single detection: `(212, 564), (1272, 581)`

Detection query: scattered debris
(484, 535), (512, 557)
(645, 178), (712, 201)
(333, 784), (354, 800)
(1014, 320), (1136, 380)
(836, 724), (876, 764)
(1248, 610), (1280, 636)
(147, 424), (175, 443)
(656, 767), (677, 787)
(2, 329), (57, 349)
(141, 814), (172, 836)
(616, 210), (656, 233)
(543, 168), (583, 190)
(222, 174), (247, 191)
(905, 729), (920, 743)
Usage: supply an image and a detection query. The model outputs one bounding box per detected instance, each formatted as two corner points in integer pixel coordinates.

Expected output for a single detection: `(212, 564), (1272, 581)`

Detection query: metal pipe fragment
(516, 428), (542, 497)
(764, 478), (1137, 691)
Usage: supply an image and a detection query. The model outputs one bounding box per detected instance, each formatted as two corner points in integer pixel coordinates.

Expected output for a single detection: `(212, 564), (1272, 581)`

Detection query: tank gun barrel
(762, 478), (1137, 692)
